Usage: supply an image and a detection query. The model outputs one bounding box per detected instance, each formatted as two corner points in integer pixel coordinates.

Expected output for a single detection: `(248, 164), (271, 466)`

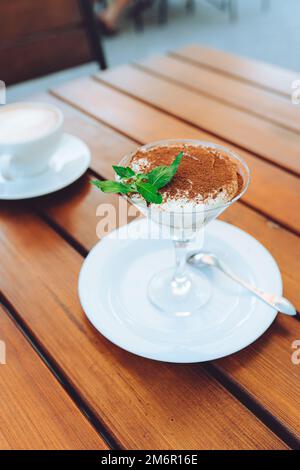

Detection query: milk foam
(0, 105), (59, 143)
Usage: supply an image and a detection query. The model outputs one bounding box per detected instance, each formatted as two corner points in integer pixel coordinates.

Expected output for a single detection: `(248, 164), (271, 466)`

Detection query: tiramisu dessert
(129, 144), (243, 212)
(92, 141), (246, 238)
(92, 140), (249, 315)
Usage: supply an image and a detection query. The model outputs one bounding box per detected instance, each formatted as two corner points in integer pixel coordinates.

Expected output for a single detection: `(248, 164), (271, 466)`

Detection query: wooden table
(1, 45), (299, 450)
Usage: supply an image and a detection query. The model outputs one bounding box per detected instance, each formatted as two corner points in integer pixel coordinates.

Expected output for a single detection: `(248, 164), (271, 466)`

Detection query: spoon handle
(216, 260), (296, 316)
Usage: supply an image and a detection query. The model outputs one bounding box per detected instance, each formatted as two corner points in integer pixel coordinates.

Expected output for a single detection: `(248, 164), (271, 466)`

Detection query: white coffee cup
(0, 102), (64, 179)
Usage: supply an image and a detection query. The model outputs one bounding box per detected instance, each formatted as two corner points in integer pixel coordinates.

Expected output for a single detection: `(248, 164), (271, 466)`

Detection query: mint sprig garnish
(92, 151), (183, 204)
(146, 152), (183, 189)
(136, 181), (163, 204)
(92, 180), (131, 194)
(112, 165), (135, 179)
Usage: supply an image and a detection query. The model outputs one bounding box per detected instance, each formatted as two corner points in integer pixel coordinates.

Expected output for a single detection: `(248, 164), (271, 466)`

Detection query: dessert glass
(117, 139), (250, 317)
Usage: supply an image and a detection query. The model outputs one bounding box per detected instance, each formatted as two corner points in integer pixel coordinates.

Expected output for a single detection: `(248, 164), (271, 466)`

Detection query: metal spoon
(187, 252), (296, 316)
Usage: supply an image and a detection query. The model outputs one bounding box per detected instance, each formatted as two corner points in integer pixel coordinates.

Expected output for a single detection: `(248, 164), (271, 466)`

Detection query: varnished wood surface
(94, 66), (300, 175)
(0, 305), (107, 450)
(138, 55), (300, 133)
(0, 205), (287, 450)
(51, 79), (300, 233)
(1, 45), (299, 449)
(172, 44), (299, 97)
(35, 93), (300, 444)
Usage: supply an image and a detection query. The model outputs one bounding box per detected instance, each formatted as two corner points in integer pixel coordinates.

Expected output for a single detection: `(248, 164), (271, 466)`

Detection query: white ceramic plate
(0, 133), (90, 200)
(78, 219), (282, 363)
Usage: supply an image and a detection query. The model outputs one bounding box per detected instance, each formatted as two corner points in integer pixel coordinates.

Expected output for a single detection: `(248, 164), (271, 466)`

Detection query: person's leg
(98, 0), (132, 31)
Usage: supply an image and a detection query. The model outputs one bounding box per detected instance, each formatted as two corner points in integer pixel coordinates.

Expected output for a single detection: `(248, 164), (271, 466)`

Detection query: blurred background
(2, 0), (299, 102)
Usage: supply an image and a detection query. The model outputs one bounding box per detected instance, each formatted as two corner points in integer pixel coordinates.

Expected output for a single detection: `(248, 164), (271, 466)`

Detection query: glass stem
(172, 240), (191, 295)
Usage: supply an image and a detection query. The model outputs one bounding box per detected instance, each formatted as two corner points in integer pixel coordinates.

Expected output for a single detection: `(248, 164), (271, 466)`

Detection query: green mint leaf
(112, 165), (135, 179)
(170, 151), (184, 173)
(136, 173), (148, 182)
(147, 151), (184, 189)
(93, 151), (184, 205)
(146, 165), (174, 189)
(91, 180), (131, 194)
(136, 182), (163, 204)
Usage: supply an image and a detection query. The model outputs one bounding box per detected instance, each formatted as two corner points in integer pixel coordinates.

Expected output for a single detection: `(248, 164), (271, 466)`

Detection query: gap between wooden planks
(0, 304), (108, 450)
(93, 65), (300, 176)
(24, 91), (300, 446)
(171, 44), (299, 98)
(0, 203), (288, 450)
(135, 55), (300, 134)
(32, 93), (300, 309)
(48, 79), (300, 235)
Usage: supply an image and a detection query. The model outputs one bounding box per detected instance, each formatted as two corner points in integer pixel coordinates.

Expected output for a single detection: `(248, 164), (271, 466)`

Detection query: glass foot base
(148, 267), (212, 317)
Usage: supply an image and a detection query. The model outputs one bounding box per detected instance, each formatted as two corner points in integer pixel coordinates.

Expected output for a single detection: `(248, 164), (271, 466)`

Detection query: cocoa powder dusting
(131, 145), (243, 202)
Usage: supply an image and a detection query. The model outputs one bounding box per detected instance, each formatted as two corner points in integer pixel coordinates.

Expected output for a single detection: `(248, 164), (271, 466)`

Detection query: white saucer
(78, 219), (282, 363)
(0, 133), (90, 200)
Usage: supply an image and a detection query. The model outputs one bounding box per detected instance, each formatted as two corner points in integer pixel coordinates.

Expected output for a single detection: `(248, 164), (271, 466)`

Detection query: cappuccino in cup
(0, 102), (63, 178)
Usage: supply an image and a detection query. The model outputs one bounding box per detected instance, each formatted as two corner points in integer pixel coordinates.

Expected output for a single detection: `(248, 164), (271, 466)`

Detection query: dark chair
(0, 0), (106, 86)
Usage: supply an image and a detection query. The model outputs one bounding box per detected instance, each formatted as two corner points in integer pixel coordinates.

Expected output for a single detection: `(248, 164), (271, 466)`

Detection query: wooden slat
(138, 55), (300, 133)
(94, 65), (300, 176)
(172, 44), (299, 97)
(0, 305), (107, 450)
(34, 92), (300, 443)
(0, 0), (81, 42)
(49, 81), (300, 234)
(39, 178), (300, 311)
(38, 180), (300, 446)
(38, 180), (300, 445)
(1, 28), (92, 85)
(0, 205), (286, 450)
